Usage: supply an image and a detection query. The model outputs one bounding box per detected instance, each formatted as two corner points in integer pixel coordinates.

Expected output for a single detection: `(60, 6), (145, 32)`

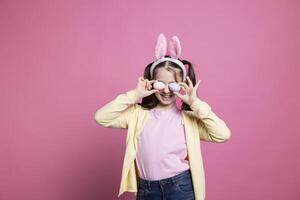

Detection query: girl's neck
(155, 103), (177, 111)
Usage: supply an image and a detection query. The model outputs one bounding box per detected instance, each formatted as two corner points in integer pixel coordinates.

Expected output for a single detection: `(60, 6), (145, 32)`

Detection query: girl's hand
(174, 76), (201, 106)
(134, 76), (159, 98)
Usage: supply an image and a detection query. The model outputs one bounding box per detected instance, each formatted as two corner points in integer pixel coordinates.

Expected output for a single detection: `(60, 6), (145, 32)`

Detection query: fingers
(186, 76), (201, 90)
(145, 81), (151, 90)
(195, 80), (201, 90)
(186, 76), (193, 87)
(173, 91), (183, 99)
(178, 84), (187, 94)
(139, 76), (144, 81)
(138, 77), (149, 90)
(145, 79), (151, 89)
(148, 80), (157, 84)
(139, 77), (156, 84)
(178, 82), (189, 91)
(145, 79), (157, 90)
(149, 89), (159, 94)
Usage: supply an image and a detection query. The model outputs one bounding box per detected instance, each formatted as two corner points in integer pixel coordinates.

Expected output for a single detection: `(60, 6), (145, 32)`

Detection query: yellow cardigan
(94, 90), (231, 200)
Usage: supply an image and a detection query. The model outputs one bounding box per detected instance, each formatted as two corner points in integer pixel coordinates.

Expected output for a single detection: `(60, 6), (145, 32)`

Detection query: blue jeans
(136, 169), (195, 200)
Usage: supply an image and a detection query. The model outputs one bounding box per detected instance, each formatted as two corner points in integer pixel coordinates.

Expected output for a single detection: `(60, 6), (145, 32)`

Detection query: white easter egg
(153, 82), (165, 90)
(169, 82), (180, 92)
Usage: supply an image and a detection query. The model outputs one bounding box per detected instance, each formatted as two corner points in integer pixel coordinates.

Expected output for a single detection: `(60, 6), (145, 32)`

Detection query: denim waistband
(139, 169), (191, 187)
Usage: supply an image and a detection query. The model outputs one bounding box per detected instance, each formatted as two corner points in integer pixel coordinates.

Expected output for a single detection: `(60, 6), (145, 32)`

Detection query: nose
(163, 84), (170, 93)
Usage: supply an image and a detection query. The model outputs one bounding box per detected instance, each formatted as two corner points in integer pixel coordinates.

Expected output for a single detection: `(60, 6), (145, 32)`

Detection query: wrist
(132, 89), (142, 98)
(128, 89), (142, 103)
(189, 98), (199, 107)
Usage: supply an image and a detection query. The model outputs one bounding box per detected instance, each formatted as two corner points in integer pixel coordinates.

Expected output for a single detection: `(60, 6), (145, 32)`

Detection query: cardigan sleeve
(190, 98), (231, 143)
(94, 90), (141, 129)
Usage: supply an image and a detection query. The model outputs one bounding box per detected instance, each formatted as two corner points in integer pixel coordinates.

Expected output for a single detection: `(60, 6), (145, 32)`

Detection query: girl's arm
(94, 90), (140, 129)
(190, 98), (231, 143)
(95, 77), (158, 129)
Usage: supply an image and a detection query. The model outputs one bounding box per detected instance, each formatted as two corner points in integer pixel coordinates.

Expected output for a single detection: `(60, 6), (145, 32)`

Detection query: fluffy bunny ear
(155, 33), (167, 59)
(168, 35), (182, 59)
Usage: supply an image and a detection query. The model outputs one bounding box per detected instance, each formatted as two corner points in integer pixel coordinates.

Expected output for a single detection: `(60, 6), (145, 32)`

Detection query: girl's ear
(155, 33), (167, 59)
(168, 35), (182, 59)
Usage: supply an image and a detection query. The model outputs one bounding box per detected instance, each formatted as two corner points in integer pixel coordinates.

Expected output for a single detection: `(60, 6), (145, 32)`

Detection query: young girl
(95, 33), (231, 200)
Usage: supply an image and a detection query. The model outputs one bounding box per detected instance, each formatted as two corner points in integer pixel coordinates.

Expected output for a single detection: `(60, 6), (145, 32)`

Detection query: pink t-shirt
(135, 105), (190, 180)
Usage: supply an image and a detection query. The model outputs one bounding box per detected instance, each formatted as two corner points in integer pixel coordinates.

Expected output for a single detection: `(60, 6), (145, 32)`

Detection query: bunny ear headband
(150, 33), (187, 81)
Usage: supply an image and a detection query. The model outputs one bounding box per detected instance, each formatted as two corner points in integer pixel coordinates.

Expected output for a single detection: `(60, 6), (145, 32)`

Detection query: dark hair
(137, 55), (197, 111)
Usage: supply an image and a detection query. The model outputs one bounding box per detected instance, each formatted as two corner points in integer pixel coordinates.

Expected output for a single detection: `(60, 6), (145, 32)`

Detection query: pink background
(1, 0), (299, 200)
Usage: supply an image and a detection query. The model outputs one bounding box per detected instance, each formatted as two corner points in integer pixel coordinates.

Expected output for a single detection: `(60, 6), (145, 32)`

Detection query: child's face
(153, 68), (182, 108)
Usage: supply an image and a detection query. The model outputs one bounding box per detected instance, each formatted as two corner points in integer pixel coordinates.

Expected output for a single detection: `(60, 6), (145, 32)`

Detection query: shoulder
(130, 103), (150, 114)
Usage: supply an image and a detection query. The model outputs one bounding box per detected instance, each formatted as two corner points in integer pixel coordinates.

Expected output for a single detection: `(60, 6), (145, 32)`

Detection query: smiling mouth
(161, 94), (173, 99)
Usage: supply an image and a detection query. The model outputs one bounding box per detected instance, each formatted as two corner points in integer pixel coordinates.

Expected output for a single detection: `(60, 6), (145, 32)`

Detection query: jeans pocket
(174, 178), (194, 194)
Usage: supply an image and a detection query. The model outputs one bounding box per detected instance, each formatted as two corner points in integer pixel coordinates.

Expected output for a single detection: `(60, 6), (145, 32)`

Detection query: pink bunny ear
(155, 33), (167, 59)
(168, 35), (182, 59)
